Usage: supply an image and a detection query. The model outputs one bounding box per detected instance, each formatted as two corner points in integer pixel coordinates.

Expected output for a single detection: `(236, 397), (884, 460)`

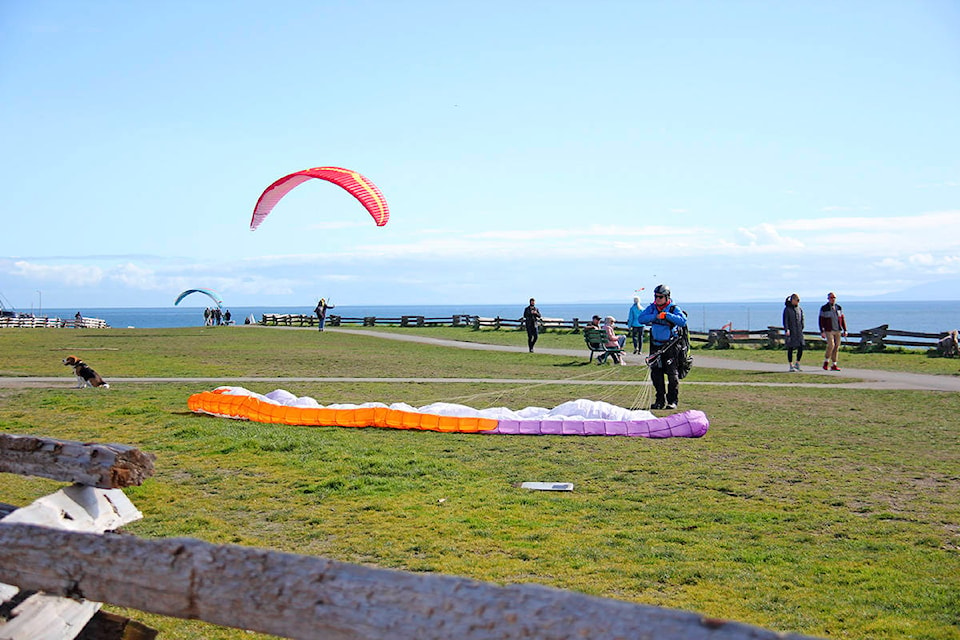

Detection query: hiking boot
(822, 361), (829, 370)
(650, 402), (665, 410)
(665, 402), (677, 409)
(788, 363), (796, 372)
(830, 364), (841, 371)
(794, 363), (802, 372)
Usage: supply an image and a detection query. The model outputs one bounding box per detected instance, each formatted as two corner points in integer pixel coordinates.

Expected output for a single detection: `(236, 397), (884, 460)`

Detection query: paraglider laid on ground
(174, 288), (223, 307)
(250, 167), (390, 230)
(188, 387), (709, 438)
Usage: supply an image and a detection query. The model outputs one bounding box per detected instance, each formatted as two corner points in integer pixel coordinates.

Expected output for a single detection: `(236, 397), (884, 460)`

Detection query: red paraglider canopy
(250, 166), (390, 230)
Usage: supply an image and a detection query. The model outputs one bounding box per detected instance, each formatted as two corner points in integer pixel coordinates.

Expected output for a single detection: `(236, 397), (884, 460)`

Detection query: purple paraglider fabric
(490, 410), (708, 438)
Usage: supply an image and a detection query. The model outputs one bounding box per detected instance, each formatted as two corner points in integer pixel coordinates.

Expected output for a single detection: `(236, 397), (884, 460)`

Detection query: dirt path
(2, 328), (958, 392)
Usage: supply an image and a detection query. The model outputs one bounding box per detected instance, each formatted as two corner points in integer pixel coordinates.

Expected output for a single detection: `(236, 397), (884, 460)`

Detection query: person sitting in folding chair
(599, 316), (626, 365)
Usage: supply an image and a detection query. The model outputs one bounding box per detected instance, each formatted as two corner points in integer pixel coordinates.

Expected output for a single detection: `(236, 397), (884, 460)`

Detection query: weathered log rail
(0, 434), (156, 489)
(0, 433), (824, 640)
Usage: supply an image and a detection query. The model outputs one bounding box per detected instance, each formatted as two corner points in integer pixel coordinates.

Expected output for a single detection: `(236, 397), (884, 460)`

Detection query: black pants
(526, 326), (538, 351)
(650, 343), (680, 405)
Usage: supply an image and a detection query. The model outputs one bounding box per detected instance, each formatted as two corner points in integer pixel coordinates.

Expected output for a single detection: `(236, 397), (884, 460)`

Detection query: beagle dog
(62, 355), (110, 388)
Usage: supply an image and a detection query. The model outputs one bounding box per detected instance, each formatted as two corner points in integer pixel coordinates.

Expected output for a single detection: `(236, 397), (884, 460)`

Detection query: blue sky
(2, 0), (958, 310)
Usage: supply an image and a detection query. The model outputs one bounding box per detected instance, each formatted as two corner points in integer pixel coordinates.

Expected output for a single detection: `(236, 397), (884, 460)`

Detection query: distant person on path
(314, 298), (335, 332)
(783, 293), (805, 371)
(627, 296), (646, 354)
(74, 311), (82, 328)
(818, 292), (847, 371)
(602, 316), (626, 365)
(223, 309), (232, 325)
(203, 307), (212, 326)
(522, 298), (542, 352)
(637, 284), (688, 410)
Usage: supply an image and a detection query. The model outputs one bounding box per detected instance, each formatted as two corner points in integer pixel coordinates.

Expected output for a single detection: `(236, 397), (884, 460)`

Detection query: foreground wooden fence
(260, 314), (958, 355)
(0, 433), (823, 640)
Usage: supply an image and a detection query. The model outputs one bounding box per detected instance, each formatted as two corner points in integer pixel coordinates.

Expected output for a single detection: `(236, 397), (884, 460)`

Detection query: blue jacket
(636, 301), (687, 344)
(627, 303), (644, 328)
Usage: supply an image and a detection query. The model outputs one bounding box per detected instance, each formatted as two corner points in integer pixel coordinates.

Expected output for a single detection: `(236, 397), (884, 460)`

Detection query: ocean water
(28, 301), (960, 334)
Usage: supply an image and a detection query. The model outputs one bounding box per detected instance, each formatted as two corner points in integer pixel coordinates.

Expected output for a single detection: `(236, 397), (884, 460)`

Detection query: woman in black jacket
(783, 294), (805, 372)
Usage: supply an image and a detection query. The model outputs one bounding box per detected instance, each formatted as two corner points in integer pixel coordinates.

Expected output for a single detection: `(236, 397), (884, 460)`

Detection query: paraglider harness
(644, 306), (693, 379)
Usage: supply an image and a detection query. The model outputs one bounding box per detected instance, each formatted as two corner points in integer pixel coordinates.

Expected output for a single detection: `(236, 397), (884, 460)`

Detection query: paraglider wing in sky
(175, 288), (223, 307)
(250, 167), (390, 230)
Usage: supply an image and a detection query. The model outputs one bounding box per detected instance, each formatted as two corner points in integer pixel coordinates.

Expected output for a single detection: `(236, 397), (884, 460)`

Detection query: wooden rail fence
(259, 314), (958, 356)
(0, 433), (823, 640)
(703, 325), (957, 354)
(0, 316), (109, 329)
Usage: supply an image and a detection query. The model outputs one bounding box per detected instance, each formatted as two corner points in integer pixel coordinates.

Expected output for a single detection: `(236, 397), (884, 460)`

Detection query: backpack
(671, 306), (693, 379)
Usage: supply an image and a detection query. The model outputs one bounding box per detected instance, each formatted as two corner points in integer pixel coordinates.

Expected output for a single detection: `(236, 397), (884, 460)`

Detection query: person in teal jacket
(626, 296), (646, 354)
(637, 284), (688, 410)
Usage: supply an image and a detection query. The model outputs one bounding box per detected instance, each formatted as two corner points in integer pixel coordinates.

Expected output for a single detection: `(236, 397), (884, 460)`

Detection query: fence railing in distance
(0, 316), (109, 329)
(257, 313), (958, 355)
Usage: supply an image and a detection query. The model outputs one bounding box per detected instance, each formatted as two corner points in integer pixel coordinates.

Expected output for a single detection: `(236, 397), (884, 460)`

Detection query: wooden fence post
(765, 326), (781, 348)
(858, 324), (888, 351)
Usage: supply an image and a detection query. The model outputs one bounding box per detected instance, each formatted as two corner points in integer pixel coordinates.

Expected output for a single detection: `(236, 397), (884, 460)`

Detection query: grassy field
(1, 326), (958, 639)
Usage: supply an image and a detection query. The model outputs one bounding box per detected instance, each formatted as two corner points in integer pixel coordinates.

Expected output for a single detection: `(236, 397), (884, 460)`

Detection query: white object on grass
(520, 482), (574, 491)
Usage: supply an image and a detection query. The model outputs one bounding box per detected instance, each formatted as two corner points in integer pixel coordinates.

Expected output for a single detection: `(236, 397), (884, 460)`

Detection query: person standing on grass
(522, 298), (542, 352)
(818, 292), (847, 371)
(627, 296), (646, 354)
(783, 293), (805, 372)
(637, 284), (687, 410)
(314, 298), (335, 332)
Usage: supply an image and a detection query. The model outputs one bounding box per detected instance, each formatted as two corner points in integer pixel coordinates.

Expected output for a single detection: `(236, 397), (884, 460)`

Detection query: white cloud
(4, 209), (960, 306)
(11, 260), (105, 286)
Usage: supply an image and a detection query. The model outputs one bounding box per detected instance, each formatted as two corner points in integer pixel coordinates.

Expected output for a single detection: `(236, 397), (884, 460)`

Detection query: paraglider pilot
(637, 285), (687, 410)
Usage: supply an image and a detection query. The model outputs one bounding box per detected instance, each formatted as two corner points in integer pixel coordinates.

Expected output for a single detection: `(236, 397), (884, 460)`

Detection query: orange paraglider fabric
(250, 166), (389, 230)
(188, 388), (499, 434)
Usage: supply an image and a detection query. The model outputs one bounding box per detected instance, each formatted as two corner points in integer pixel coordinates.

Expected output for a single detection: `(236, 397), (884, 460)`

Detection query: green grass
(1, 326), (959, 639)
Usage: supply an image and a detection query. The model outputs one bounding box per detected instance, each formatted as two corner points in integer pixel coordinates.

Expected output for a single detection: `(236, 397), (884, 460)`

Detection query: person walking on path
(627, 296), (646, 354)
(637, 284), (688, 410)
(818, 292), (847, 371)
(522, 298), (542, 352)
(782, 293), (805, 371)
(314, 298), (335, 332)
